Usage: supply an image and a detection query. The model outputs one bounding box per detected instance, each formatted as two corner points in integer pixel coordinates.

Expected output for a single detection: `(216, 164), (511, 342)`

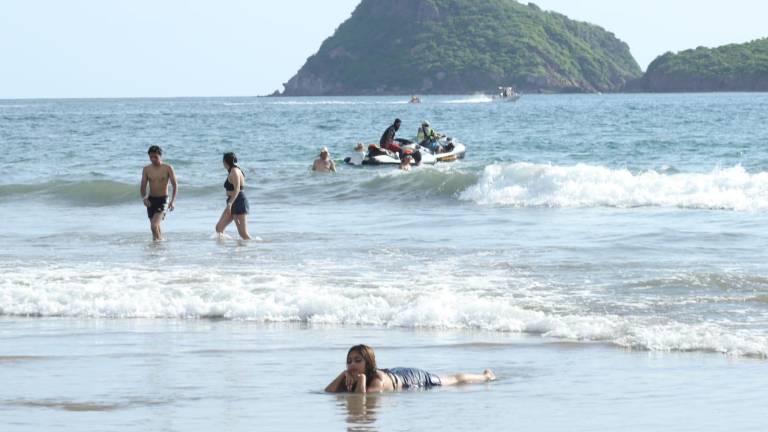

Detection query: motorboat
(494, 86), (521, 102)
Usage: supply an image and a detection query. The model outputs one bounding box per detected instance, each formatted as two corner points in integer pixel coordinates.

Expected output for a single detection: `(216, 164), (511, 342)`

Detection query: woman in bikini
(325, 344), (495, 393)
(215, 152), (251, 240)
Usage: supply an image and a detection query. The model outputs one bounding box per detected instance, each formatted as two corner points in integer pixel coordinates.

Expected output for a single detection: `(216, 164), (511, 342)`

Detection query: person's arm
(330, 160), (336, 173)
(168, 165), (178, 211)
(325, 371), (348, 393)
(140, 167), (149, 207)
(363, 376), (386, 393)
(354, 374), (367, 394)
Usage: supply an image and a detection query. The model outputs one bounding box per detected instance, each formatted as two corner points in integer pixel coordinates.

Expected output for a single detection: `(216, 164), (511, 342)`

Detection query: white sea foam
(443, 95), (494, 104)
(460, 163), (768, 211)
(2, 263), (766, 357)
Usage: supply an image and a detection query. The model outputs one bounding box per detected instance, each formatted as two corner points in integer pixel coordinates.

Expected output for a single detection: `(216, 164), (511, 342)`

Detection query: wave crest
(358, 167), (479, 200)
(460, 163), (768, 210)
(2, 263), (766, 357)
(0, 180), (217, 206)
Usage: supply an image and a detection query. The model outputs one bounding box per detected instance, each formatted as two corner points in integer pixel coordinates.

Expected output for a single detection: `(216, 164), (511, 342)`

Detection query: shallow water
(0, 318), (765, 432)
(0, 94), (767, 430)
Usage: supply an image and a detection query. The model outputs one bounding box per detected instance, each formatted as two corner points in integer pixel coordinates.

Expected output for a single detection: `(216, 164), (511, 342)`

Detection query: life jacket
(417, 126), (435, 143)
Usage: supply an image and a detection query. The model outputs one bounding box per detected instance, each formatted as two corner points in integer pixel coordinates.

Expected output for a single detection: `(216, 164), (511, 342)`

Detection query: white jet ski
(420, 136), (466, 162)
(344, 139), (437, 166)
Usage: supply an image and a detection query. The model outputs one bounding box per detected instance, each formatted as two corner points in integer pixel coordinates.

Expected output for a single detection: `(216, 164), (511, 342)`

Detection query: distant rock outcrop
(631, 38), (768, 92)
(280, 0), (642, 95)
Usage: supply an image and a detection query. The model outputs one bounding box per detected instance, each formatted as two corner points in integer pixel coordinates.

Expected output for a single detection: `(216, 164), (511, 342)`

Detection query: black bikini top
(224, 167), (245, 191)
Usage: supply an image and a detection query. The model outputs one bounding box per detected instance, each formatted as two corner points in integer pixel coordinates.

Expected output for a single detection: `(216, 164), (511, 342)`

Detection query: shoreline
(1, 317), (765, 431)
(4, 92), (768, 102)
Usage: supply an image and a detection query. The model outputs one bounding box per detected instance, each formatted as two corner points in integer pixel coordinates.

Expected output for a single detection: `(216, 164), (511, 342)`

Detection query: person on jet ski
(417, 120), (444, 153)
(378, 119), (422, 165)
(380, 118), (402, 154)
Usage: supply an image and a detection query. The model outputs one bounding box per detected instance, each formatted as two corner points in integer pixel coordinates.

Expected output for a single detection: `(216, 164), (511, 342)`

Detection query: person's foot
(483, 369), (496, 381)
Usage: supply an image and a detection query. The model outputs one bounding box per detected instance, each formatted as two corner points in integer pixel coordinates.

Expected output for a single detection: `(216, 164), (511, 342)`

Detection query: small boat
(494, 86), (521, 102)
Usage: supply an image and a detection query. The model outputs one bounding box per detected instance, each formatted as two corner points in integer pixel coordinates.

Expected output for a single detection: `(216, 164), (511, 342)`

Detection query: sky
(1, 0), (767, 99)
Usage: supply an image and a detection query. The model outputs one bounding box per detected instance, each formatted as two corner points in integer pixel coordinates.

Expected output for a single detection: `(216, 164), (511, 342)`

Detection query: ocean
(1, 94), (766, 431)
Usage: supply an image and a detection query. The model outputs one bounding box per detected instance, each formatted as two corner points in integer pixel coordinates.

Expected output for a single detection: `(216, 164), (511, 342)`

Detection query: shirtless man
(312, 147), (336, 173)
(140, 145), (178, 241)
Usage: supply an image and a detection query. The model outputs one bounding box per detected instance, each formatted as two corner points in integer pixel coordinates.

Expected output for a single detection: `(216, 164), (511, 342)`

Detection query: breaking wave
(460, 163), (768, 211)
(1, 263), (766, 358)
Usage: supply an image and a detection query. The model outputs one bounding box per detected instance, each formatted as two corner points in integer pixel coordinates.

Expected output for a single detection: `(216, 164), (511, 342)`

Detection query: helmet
(422, 120), (430, 127)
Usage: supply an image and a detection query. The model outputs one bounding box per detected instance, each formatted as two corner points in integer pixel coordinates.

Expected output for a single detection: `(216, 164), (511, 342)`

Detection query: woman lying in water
(325, 344), (496, 393)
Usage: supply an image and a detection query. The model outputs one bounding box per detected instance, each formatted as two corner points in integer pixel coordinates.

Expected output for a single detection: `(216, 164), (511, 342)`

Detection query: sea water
(0, 94), (766, 431)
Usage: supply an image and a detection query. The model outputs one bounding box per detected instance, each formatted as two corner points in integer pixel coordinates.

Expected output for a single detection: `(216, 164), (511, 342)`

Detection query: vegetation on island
(635, 38), (768, 92)
(280, 0), (641, 95)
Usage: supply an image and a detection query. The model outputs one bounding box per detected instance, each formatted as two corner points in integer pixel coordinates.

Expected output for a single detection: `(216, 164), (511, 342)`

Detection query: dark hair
(148, 145), (162, 156)
(394, 118), (402, 124)
(223, 152), (238, 169)
(344, 345), (378, 391)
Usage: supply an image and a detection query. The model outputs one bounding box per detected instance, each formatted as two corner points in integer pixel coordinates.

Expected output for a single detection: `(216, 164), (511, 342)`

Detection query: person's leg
(438, 369), (495, 386)
(234, 214), (251, 240)
(431, 141), (442, 153)
(215, 209), (234, 234)
(150, 213), (164, 241)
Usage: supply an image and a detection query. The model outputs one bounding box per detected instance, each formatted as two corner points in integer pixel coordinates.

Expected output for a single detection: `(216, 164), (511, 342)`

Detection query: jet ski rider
(379, 118), (421, 165)
(417, 120), (443, 153)
(380, 118), (402, 154)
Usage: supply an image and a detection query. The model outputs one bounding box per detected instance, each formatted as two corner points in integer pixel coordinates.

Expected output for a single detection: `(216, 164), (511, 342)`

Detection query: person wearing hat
(312, 147), (336, 173)
(417, 120), (443, 153)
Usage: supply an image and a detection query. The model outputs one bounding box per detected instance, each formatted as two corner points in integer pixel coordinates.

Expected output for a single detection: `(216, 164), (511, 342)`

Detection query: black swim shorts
(382, 367), (442, 389)
(146, 196), (168, 219)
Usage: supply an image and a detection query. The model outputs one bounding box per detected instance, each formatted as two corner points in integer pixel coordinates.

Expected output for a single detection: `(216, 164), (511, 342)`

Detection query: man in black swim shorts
(140, 145), (178, 241)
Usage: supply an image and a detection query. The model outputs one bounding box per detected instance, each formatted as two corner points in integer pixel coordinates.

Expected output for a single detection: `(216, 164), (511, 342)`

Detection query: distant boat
(494, 86), (521, 102)
(409, 95), (422, 104)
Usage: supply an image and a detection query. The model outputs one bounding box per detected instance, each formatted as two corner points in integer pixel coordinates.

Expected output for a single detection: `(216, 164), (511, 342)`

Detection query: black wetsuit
(379, 125), (397, 148)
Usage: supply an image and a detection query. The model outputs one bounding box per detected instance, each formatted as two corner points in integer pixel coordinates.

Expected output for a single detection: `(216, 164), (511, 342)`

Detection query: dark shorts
(146, 196), (168, 220)
(229, 193), (249, 215)
(383, 368), (442, 389)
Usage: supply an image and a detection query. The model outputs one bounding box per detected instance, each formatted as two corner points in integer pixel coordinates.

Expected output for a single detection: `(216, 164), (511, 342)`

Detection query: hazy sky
(1, 0), (766, 98)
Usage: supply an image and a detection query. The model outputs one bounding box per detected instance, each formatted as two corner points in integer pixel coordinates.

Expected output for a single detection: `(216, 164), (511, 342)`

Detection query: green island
(279, 0), (641, 95)
(634, 38), (768, 92)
